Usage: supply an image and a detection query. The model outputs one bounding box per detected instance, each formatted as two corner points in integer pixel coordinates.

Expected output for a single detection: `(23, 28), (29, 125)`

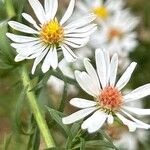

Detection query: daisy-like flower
(91, 10), (139, 54)
(76, 0), (124, 22)
(62, 49), (150, 133)
(6, 0), (97, 74)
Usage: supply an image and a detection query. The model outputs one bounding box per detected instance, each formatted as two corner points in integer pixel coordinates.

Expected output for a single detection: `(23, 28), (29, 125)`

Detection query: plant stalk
(21, 64), (55, 148)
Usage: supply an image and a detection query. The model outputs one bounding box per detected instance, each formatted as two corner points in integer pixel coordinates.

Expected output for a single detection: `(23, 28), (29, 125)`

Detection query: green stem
(21, 64), (55, 148)
(50, 70), (78, 86)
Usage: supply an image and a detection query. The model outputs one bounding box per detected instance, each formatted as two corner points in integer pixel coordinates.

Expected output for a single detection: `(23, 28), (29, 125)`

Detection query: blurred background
(0, 0), (150, 149)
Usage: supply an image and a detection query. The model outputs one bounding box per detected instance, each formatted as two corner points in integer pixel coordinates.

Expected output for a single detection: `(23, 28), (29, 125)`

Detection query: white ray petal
(45, 0), (58, 20)
(64, 41), (84, 48)
(62, 107), (97, 124)
(79, 71), (100, 96)
(28, 0), (46, 24)
(104, 50), (110, 86)
(22, 13), (40, 30)
(51, 0), (58, 19)
(64, 38), (89, 48)
(64, 14), (96, 30)
(64, 26), (97, 38)
(65, 24), (97, 34)
(15, 54), (26, 62)
(75, 71), (97, 97)
(76, 1), (88, 12)
(116, 113), (137, 132)
(70, 98), (97, 108)
(61, 44), (77, 62)
(31, 47), (49, 74)
(106, 0), (124, 11)
(121, 109), (150, 129)
(6, 33), (39, 43)
(107, 114), (114, 124)
(124, 84), (150, 102)
(92, 0), (102, 7)
(116, 62), (137, 90)
(11, 41), (40, 49)
(8, 21), (39, 34)
(16, 43), (43, 55)
(50, 46), (58, 69)
(65, 37), (89, 45)
(84, 58), (101, 90)
(81, 110), (107, 133)
(60, 0), (75, 25)
(27, 50), (44, 59)
(95, 49), (107, 89)
(42, 46), (53, 73)
(16, 43), (43, 56)
(26, 45), (47, 59)
(44, 0), (52, 19)
(123, 106), (150, 116)
(109, 53), (118, 86)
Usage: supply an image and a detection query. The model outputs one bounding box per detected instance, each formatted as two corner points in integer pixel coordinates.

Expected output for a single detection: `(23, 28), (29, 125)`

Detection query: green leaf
(73, 139), (117, 150)
(46, 107), (72, 138)
(98, 130), (118, 150)
(80, 138), (85, 150)
(15, 0), (26, 21)
(0, 60), (14, 70)
(0, 19), (8, 26)
(45, 148), (66, 150)
(85, 140), (115, 149)
(13, 87), (26, 134)
(0, 20), (17, 72)
(70, 122), (81, 138)
(58, 81), (68, 112)
(27, 116), (40, 150)
(31, 70), (52, 91)
(3, 134), (13, 150)
(32, 127), (40, 150)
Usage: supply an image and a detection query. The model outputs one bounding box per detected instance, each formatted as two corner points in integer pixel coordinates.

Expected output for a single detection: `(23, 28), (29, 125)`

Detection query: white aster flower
(62, 48), (150, 133)
(6, 0), (97, 74)
(115, 130), (148, 150)
(90, 10), (139, 54)
(76, 0), (124, 22)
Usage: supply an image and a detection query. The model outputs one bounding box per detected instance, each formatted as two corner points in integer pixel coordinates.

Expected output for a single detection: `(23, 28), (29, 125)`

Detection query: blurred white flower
(62, 49), (150, 133)
(116, 130), (148, 150)
(7, 0), (97, 74)
(90, 10), (139, 54)
(76, 0), (124, 23)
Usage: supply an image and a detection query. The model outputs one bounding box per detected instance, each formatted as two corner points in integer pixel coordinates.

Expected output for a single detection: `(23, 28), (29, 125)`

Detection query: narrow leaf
(46, 107), (72, 138)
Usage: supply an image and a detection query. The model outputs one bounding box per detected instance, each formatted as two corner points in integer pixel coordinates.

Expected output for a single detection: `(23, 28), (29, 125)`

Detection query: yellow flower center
(99, 86), (123, 111)
(92, 6), (109, 19)
(108, 28), (123, 41)
(40, 18), (64, 45)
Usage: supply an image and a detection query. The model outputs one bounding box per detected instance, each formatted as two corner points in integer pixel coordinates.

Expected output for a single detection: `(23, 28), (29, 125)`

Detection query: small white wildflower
(76, 0), (124, 22)
(62, 49), (150, 133)
(7, 0), (97, 74)
(90, 10), (139, 54)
